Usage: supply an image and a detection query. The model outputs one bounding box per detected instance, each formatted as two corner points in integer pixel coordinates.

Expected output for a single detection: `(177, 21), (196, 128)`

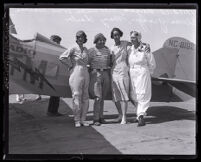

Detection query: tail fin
(152, 47), (179, 78)
(152, 37), (196, 82)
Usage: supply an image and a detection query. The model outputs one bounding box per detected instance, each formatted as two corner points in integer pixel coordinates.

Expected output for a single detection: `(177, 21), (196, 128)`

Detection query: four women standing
(60, 29), (156, 127)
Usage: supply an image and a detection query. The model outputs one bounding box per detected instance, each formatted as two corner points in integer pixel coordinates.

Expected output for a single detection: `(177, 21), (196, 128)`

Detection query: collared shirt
(59, 45), (88, 68)
(88, 46), (111, 69)
(128, 42), (156, 74)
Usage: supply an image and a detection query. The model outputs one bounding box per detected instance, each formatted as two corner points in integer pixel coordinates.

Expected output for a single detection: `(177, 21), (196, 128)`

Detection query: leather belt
(92, 69), (109, 72)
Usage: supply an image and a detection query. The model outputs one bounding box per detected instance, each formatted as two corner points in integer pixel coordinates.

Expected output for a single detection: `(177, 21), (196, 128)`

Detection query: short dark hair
(111, 28), (123, 39)
(76, 30), (87, 43)
(50, 35), (62, 42)
(93, 33), (106, 44)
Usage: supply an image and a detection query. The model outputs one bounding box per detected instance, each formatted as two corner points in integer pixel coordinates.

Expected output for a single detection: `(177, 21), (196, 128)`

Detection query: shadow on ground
(8, 98), (121, 154)
(151, 83), (185, 102)
(8, 97), (195, 154)
(87, 106), (195, 125)
(146, 106), (195, 124)
(86, 113), (138, 124)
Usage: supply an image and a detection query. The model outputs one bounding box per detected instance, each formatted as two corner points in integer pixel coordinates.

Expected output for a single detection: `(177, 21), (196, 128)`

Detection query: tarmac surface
(7, 93), (196, 158)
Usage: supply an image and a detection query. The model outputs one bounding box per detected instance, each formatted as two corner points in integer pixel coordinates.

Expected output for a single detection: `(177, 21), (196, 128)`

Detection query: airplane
(8, 31), (196, 102)
(151, 36), (196, 101)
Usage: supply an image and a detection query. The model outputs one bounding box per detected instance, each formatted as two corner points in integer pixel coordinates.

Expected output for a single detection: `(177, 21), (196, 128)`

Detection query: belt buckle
(100, 69), (104, 72)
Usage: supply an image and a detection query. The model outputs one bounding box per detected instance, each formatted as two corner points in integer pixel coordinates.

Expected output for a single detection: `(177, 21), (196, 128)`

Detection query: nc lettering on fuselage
(169, 39), (193, 50)
(168, 39), (193, 50)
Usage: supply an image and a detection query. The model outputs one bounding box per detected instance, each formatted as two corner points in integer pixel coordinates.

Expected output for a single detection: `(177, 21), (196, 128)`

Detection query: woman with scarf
(110, 27), (131, 124)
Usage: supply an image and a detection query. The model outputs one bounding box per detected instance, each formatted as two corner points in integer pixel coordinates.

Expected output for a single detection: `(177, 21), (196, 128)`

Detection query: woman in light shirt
(128, 31), (156, 126)
(59, 31), (90, 127)
(110, 28), (131, 124)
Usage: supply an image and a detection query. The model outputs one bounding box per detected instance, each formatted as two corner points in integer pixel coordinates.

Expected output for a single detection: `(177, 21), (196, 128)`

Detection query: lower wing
(152, 77), (196, 97)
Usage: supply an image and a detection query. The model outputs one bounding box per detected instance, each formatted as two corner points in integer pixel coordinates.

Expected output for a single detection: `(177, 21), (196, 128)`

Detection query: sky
(10, 8), (196, 51)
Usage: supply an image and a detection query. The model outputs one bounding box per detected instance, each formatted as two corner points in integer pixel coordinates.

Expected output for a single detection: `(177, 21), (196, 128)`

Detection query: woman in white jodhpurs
(127, 31), (156, 127)
(59, 31), (90, 128)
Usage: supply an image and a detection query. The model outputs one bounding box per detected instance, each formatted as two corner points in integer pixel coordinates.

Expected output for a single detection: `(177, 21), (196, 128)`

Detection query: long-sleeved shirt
(128, 42), (156, 74)
(59, 45), (89, 68)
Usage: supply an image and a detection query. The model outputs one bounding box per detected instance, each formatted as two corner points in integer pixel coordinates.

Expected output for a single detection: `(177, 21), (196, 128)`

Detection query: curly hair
(130, 31), (141, 42)
(110, 27), (123, 39)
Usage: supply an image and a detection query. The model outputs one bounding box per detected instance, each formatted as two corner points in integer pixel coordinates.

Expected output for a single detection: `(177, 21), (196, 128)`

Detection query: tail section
(152, 37), (196, 99)
(152, 47), (179, 78)
(152, 37), (196, 82)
